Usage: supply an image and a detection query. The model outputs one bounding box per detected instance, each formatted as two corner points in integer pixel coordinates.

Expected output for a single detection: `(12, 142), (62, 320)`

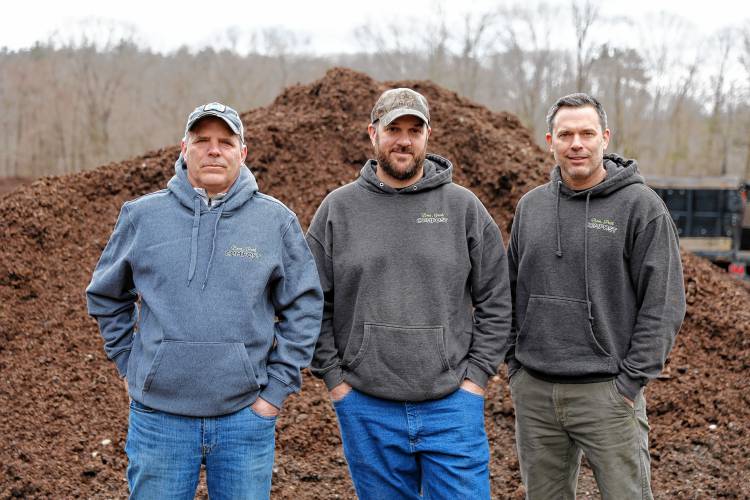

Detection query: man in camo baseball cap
(305, 82), (510, 500)
(370, 88), (430, 127)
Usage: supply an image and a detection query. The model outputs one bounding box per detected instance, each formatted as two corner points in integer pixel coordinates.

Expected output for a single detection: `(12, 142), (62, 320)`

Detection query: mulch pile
(1, 67), (748, 499)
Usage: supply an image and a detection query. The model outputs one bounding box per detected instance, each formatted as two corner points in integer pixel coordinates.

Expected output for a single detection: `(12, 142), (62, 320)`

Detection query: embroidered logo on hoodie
(587, 217), (618, 233)
(225, 245), (261, 260)
(416, 211), (448, 224)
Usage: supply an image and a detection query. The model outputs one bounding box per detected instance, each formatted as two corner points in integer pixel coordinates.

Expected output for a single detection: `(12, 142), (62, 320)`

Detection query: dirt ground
(1, 68), (748, 499)
(0, 177), (31, 195)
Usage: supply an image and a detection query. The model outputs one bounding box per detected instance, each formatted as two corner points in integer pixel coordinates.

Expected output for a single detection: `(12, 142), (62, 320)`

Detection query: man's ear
(545, 132), (553, 152)
(368, 123), (378, 147)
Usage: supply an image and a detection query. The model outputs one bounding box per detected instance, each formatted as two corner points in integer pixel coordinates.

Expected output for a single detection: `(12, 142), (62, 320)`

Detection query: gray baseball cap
(370, 88), (430, 127)
(184, 102), (244, 143)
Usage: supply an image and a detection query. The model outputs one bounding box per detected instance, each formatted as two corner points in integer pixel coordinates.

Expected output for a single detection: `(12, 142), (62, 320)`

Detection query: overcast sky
(2, 0), (745, 54)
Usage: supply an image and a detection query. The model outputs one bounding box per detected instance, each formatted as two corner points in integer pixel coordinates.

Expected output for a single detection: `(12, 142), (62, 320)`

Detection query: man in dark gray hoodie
(506, 93), (686, 499)
(306, 88), (512, 499)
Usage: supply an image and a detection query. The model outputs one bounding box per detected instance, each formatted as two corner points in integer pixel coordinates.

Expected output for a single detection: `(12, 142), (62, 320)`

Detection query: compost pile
(1, 68), (748, 499)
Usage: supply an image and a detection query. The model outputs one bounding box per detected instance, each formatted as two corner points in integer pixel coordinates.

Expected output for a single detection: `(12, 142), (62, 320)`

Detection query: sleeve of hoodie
(616, 209), (686, 401)
(504, 200), (523, 380)
(304, 200), (342, 391)
(262, 215), (324, 409)
(85, 204), (138, 378)
(466, 208), (513, 389)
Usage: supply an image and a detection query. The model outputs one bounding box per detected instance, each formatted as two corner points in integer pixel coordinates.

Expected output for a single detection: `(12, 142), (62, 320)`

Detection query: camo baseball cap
(370, 88), (430, 127)
(184, 102), (244, 144)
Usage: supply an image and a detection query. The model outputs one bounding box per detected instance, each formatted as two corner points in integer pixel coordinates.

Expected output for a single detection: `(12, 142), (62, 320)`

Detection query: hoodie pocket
(143, 340), (259, 408)
(518, 295), (613, 374)
(344, 322), (458, 401)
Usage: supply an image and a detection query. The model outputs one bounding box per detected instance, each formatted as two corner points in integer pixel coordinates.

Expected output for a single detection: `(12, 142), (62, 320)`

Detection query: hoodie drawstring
(185, 197), (225, 290)
(187, 197), (201, 287)
(202, 204), (225, 290)
(584, 191), (593, 322)
(555, 181), (563, 257)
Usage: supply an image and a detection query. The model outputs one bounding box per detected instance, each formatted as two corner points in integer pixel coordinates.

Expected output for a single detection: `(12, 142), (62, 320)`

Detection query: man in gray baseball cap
(179, 102), (247, 206)
(305, 87), (512, 499)
(87, 101), (323, 498)
(185, 101), (245, 143)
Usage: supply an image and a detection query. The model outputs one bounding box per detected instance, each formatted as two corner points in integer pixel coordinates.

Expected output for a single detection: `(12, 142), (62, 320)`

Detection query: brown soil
(0, 177), (32, 195)
(1, 67), (748, 499)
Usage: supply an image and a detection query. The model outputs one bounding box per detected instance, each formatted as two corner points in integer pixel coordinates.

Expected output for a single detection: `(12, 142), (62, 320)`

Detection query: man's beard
(374, 144), (427, 181)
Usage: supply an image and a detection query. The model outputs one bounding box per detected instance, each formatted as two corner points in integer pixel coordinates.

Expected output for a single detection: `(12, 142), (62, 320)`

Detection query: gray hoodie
(87, 157), (323, 416)
(306, 154), (512, 401)
(506, 154), (686, 400)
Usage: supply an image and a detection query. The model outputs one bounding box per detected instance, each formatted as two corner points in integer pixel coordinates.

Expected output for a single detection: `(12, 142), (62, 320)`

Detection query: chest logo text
(225, 245), (261, 260)
(587, 217), (618, 233)
(416, 211), (448, 224)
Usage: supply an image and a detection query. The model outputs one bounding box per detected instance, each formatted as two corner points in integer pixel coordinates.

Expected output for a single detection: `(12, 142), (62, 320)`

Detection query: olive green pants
(510, 368), (652, 500)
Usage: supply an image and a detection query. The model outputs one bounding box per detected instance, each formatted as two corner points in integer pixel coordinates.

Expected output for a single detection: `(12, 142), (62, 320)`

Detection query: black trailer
(646, 175), (750, 279)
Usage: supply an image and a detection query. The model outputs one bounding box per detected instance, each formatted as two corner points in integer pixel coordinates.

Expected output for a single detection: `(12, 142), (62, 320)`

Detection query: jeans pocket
(608, 380), (635, 411)
(249, 407), (278, 422)
(130, 399), (156, 414)
(457, 387), (485, 401)
(509, 367), (525, 391)
(331, 387), (356, 406)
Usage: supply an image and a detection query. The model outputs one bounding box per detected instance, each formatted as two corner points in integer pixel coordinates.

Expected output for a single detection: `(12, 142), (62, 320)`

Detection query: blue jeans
(333, 388), (490, 500)
(125, 400), (276, 500)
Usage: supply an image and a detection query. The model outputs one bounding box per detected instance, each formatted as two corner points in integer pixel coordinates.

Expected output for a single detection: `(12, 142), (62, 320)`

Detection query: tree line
(2, 2), (749, 181)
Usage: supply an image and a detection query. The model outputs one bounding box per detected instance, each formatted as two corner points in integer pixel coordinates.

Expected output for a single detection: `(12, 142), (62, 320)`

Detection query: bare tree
(423, 5), (450, 82)
(636, 12), (698, 171)
(495, 2), (569, 136)
(665, 60), (700, 175)
(352, 22), (414, 78)
(50, 20), (141, 168)
(1, 7), (749, 182)
(704, 28), (735, 175)
(590, 45), (649, 156)
(572, 0), (601, 91)
(454, 10), (500, 99)
(739, 22), (750, 179)
(256, 27), (311, 88)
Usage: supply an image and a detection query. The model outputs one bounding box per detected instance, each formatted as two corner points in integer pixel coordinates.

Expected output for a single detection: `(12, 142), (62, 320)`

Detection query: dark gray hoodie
(506, 154), (686, 400)
(306, 154), (512, 401)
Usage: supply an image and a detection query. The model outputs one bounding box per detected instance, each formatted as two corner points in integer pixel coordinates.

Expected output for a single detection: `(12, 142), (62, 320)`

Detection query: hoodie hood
(167, 154), (259, 289)
(168, 154), (259, 212)
(549, 153), (643, 198)
(357, 153), (453, 194)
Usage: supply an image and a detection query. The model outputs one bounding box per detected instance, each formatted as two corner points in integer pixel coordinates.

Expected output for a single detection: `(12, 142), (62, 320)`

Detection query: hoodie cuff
(112, 350), (131, 378)
(259, 376), (294, 409)
(465, 363), (490, 389)
(615, 373), (642, 401)
(506, 357), (522, 381)
(321, 366), (345, 392)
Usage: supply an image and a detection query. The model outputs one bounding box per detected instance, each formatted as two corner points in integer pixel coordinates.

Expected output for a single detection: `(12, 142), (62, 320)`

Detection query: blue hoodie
(86, 156), (323, 416)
